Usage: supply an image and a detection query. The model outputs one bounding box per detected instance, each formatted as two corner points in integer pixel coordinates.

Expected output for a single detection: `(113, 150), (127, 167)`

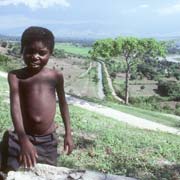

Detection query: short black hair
(21, 26), (55, 54)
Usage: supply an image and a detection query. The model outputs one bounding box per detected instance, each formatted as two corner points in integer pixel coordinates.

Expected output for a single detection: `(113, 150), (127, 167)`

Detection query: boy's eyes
(25, 49), (48, 56)
(39, 51), (48, 55)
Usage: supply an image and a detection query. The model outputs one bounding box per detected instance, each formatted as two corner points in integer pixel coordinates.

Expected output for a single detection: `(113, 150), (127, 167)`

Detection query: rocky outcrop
(6, 163), (137, 180)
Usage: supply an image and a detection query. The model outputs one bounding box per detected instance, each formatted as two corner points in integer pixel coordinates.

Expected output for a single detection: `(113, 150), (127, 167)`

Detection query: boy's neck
(25, 66), (46, 76)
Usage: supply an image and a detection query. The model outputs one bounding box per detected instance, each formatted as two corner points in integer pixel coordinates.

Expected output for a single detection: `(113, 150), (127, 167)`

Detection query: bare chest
(19, 75), (57, 98)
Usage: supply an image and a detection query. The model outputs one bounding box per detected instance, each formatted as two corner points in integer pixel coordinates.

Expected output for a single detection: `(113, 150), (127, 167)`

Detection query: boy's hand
(19, 137), (38, 168)
(64, 134), (74, 155)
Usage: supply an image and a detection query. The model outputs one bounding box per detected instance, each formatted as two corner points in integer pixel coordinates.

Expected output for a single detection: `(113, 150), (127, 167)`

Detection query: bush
(157, 80), (180, 100)
(175, 103), (180, 109)
(110, 72), (116, 80)
(130, 73), (137, 80)
(137, 63), (157, 80)
(140, 85), (145, 90)
(162, 104), (173, 112)
(174, 71), (180, 80)
(174, 108), (180, 116)
(129, 96), (163, 112)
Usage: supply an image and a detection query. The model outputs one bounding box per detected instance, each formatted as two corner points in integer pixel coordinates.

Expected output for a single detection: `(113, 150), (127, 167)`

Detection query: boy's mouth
(30, 62), (41, 68)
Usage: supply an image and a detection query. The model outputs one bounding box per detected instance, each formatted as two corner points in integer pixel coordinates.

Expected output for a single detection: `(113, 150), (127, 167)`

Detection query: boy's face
(23, 41), (51, 71)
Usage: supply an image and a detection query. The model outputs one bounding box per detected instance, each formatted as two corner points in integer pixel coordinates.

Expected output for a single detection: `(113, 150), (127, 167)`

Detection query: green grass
(1, 76), (180, 179)
(0, 77), (11, 137)
(55, 43), (91, 57)
(56, 105), (180, 180)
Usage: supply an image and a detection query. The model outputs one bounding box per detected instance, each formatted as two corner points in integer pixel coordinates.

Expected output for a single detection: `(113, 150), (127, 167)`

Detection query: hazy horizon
(1, 0), (180, 39)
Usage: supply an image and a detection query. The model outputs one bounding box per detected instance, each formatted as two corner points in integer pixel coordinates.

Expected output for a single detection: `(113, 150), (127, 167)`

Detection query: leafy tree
(89, 39), (117, 60)
(90, 37), (166, 104)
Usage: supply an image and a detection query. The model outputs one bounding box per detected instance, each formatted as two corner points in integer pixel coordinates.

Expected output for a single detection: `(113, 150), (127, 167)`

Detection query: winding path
(100, 61), (125, 103)
(1, 71), (180, 136)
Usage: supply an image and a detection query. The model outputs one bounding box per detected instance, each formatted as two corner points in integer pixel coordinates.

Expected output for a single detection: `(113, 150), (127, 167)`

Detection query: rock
(6, 163), (137, 180)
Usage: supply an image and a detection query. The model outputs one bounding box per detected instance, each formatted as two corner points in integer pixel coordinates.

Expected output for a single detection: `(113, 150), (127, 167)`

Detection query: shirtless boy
(0, 26), (73, 174)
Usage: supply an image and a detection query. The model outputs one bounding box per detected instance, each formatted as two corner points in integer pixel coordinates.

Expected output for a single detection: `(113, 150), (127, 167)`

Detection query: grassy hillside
(58, 105), (180, 180)
(0, 76), (180, 180)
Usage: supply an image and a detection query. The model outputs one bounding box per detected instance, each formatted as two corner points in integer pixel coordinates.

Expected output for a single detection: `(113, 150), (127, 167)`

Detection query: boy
(0, 26), (74, 174)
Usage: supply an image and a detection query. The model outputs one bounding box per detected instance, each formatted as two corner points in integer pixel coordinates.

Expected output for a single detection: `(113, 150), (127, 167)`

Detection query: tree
(89, 38), (117, 60)
(90, 37), (166, 104)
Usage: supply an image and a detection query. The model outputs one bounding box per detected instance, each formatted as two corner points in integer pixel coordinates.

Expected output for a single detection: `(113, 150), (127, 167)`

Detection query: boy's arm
(8, 72), (38, 168)
(56, 72), (73, 155)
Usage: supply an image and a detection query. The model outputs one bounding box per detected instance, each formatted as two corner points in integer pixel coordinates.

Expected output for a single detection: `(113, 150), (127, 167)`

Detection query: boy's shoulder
(43, 68), (63, 79)
(8, 68), (25, 80)
(8, 68), (24, 75)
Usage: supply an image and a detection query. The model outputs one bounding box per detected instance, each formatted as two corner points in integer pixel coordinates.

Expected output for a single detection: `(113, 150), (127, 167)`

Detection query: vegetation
(158, 80), (180, 100)
(0, 68), (180, 180)
(0, 54), (22, 71)
(55, 43), (91, 57)
(57, 105), (180, 180)
(53, 48), (67, 58)
(90, 37), (166, 104)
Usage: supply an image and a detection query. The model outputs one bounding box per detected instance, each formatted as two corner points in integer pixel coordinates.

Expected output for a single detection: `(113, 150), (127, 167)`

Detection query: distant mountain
(154, 36), (180, 41)
(0, 34), (20, 41)
(0, 34), (96, 46)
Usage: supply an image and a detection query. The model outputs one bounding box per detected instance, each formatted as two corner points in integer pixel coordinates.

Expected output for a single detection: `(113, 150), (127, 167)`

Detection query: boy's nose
(32, 54), (40, 61)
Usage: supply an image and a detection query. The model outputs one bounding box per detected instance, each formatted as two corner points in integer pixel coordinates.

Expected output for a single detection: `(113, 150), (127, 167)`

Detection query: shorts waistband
(8, 130), (57, 144)
(28, 132), (57, 143)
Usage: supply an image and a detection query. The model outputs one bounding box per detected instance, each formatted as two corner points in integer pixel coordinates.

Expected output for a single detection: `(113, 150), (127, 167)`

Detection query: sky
(1, 0), (180, 39)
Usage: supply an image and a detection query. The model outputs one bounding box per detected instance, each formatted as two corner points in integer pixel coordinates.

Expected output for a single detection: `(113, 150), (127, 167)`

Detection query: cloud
(0, 0), (70, 9)
(121, 4), (149, 15)
(0, 14), (106, 33)
(157, 2), (180, 15)
(121, 8), (137, 14)
(139, 4), (149, 8)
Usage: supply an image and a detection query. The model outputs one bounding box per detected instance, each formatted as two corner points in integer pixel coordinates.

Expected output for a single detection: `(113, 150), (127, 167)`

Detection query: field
(0, 76), (180, 180)
(113, 74), (158, 97)
(55, 43), (91, 57)
(47, 56), (100, 99)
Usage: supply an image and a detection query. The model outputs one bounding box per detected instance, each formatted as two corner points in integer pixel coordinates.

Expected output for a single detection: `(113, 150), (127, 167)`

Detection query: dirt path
(101, 61), (125, 103)
(1, 71), (180, 136)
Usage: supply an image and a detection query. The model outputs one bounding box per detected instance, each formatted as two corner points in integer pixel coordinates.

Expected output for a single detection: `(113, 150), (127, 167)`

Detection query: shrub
(175, 108), (180, 116)
(130, 73), (137, 80)
(129, 96), (163, 112)
(174, 71), (180, 80)
(140, 85), (145, 90)
(157, 80), (180, 100)
(162, 104), (173, 111)
(110, 72), (116, 80)
(175, 103), (180, 109)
